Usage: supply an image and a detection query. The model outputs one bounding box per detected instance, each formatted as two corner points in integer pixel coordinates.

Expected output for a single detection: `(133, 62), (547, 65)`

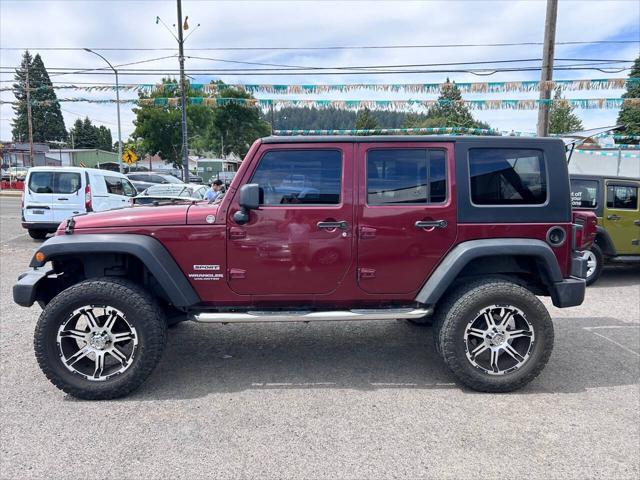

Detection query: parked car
(133, 183), (208, 205)
(2, 166), (29, 181)
(21, 166), (137, 239)
(14, 135), (596, 399)
(126, 172), (183, 193)
(570, 174), (639, 285)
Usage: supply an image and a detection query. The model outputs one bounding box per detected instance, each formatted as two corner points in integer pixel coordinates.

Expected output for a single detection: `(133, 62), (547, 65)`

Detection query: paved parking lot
(1, 195), (639, 479)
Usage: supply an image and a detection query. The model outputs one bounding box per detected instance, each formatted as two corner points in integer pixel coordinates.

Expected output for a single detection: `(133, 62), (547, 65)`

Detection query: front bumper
(13, 268), (52, 307)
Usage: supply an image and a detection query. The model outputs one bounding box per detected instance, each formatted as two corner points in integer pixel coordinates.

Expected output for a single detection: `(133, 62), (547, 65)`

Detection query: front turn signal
(34, 251), (46, 263)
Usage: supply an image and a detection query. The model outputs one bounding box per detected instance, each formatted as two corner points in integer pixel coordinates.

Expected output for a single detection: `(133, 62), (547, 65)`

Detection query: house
(47, 149), (118, 168)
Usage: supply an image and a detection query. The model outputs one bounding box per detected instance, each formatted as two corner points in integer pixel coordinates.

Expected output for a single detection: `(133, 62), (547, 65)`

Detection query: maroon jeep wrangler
(14, 136), (596, 399)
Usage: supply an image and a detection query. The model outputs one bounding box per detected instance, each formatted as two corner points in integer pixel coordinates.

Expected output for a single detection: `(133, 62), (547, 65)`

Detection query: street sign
(122, 149), (138, 165)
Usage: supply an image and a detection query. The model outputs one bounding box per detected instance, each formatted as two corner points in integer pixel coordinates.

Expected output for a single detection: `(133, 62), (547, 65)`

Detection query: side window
(53, 172), (81, 194)
(366, 149), (447, 205)
(607, 185), (638, 210)
(469, 148), (547, 205)
(250, 150), (342, 205)
(570, 179), (599, 209)
(122, 179), (137, 197)
(105, 176), (125, 196)
(28, 172), (53, 193)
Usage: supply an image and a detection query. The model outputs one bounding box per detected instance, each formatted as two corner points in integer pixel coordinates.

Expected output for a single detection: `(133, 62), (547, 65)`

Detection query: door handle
(607, 214), (621, 221)
(57, 198), (69, 201)
(317, 221), (348, 230)
(634, 220), (640, 226)
(415, 220), (448, 229)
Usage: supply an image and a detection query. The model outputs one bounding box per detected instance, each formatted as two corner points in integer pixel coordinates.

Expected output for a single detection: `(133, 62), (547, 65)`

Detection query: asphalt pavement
(1, 196), (639, 479)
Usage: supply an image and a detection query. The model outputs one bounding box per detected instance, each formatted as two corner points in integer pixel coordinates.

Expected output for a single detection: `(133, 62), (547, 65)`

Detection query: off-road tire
(585, 244), (604, 286)
(28, 229), (48, 240)
(435, 279), (554, 392)
(34, 278), (167, 400)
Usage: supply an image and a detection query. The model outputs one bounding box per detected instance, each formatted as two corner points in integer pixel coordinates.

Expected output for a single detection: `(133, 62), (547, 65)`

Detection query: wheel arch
(24, 234), (200, 309)
(415, 239), (567, 307)
(593, 226), (616, 257)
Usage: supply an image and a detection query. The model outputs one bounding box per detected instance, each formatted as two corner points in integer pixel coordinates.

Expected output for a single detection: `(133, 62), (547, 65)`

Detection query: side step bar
(192, 307), (432, 324)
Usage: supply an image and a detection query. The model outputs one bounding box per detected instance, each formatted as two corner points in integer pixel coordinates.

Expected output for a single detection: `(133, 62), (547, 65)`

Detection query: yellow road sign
(122, 149), (138, 165)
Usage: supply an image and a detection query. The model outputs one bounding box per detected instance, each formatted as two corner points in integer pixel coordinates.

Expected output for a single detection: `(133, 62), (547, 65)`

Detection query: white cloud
(1, 0), (638, 139)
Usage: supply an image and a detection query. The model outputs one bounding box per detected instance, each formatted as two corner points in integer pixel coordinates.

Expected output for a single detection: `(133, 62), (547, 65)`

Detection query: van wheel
(34, 278), (167, 400)
(435, 279), (554, 392)
(28, 229), (48, 240)
(583, 245), (603, 286)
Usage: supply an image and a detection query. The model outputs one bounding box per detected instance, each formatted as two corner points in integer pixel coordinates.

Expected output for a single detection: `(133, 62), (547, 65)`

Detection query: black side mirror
(234, 183), (260, 225)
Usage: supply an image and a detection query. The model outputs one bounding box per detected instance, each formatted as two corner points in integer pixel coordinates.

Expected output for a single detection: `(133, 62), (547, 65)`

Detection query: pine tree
(97, 126), (113, 151)
(426, 79), (476, 127)
(549, 87), (583, 134)
(617, 55), (640, 137)
(12, 51), (67, 142)
(355, 107), (379, 130)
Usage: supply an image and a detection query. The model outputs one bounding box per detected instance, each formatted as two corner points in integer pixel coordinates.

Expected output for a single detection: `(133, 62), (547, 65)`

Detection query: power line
(0, 40), (637, 52)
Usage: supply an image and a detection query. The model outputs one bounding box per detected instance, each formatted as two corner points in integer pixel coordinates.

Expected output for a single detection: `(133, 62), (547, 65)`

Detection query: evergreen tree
(549, 87), (583, 134)
(97, 126), (113, 151)
(617, 55), (640, 137)
(68, 117), (110, 149)
(12, 51), (67, 142)
(355, 107), (379, 130)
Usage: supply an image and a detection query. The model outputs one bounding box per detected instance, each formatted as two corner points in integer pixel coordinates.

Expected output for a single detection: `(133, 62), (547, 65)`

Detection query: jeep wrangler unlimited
(13, 136), (596, 399)
(570, 174), (640, 285)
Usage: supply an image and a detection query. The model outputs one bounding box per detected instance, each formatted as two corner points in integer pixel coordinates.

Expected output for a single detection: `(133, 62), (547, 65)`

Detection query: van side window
(250, 150), (342, 205)
(570, 179), (599, 209)
(105, 176), (125, 196)
(469, 149), (547, 205)
(607, 185), (638, 210)
(366, 149), (447, 205)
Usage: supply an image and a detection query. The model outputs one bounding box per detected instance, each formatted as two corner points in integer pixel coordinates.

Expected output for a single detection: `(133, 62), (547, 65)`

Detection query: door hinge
(229, 268), (246, 279)
(229, 228), (247, 240)
(358, 268), (376, 279)
(359, 226), (377, 239)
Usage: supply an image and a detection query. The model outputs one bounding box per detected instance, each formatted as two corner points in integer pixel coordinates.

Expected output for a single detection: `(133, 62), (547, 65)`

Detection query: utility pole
(536, 0), (558, 137)
(176, 0), (190, 182)
(25, 67), (34, 167)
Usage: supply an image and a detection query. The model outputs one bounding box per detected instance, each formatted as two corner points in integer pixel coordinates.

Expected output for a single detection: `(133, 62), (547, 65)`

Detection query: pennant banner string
(1, 78), (638, 94)
(2, 97), (638, 111)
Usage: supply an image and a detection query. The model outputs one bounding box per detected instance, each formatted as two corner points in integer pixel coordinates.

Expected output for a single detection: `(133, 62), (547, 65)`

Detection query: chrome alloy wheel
(463, 305), (535, 375)
(56, 306), (138, 381)
(582, 250), (597, 279)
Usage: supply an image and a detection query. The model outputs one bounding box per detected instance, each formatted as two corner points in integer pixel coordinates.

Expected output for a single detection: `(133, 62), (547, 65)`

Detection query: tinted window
(122, 179), (137, 197)
(28, 172), (81, 194)
(250, 150), (342, 205)
(607, 185), (638, 210)
(128, 174), (146, 181)
(469, 149), (547, 205)
(29, 172), (53, 193)
(367, 149), (447, 205)
(570, 179), (599, 209)
(105, 176), (125, 195)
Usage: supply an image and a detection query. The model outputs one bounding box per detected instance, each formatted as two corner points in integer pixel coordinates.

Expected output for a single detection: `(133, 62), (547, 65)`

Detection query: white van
(22, 167), (137, 239)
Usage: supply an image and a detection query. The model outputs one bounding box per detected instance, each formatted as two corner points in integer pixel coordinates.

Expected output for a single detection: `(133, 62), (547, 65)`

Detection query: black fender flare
(27, 233), (200, 308)
(594, 226), (616, 256)
(415, 238), (574, 307)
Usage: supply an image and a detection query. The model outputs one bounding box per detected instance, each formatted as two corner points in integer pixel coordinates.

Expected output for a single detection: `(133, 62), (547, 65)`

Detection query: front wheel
(434, 279), (554, 392)
(34, 278), (167, 400)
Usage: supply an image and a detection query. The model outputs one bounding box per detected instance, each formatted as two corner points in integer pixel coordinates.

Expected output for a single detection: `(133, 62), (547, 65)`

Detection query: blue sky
(1, 0), (639, 140)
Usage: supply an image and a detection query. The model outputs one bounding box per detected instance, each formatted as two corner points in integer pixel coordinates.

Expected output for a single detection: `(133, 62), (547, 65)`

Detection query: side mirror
(233, 183), (260, 225)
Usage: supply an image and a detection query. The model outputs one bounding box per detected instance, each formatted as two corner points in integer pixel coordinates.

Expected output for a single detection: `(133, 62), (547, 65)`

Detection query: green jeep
(570, 174), (640, 285)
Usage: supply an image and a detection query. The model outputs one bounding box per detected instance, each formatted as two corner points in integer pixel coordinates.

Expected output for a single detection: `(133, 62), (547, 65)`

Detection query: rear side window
(366, 149), (447, 205)
(570, 179), (599, 209)
(250, 150), (342, 205)
(469, 149), (547, 205)
(28, 172), (81, 194)
(607, 185), (638, 210)
(105, 176), (136, 196)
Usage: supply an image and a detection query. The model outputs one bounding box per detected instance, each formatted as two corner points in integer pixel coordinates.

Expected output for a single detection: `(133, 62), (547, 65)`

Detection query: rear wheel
(28, 229), (48, 240)
(34, 278), (167, 400)
(435, 279), (554, 392)
(583, 244), (603, 286)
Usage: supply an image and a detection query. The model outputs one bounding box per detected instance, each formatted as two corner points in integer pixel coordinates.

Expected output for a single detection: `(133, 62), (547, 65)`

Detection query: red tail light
(572, 211), (597, 250)
(85, 184), (92, 212)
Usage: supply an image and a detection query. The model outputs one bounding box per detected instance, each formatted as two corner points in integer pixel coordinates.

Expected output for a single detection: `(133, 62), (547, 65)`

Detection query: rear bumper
(21, 222), (60, 231)
(13, 268), (52, 307)
(550, 277), (585, 308)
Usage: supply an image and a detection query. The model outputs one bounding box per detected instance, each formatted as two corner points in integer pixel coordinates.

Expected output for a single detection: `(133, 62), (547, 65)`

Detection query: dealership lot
(1, 196), (638, 479)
